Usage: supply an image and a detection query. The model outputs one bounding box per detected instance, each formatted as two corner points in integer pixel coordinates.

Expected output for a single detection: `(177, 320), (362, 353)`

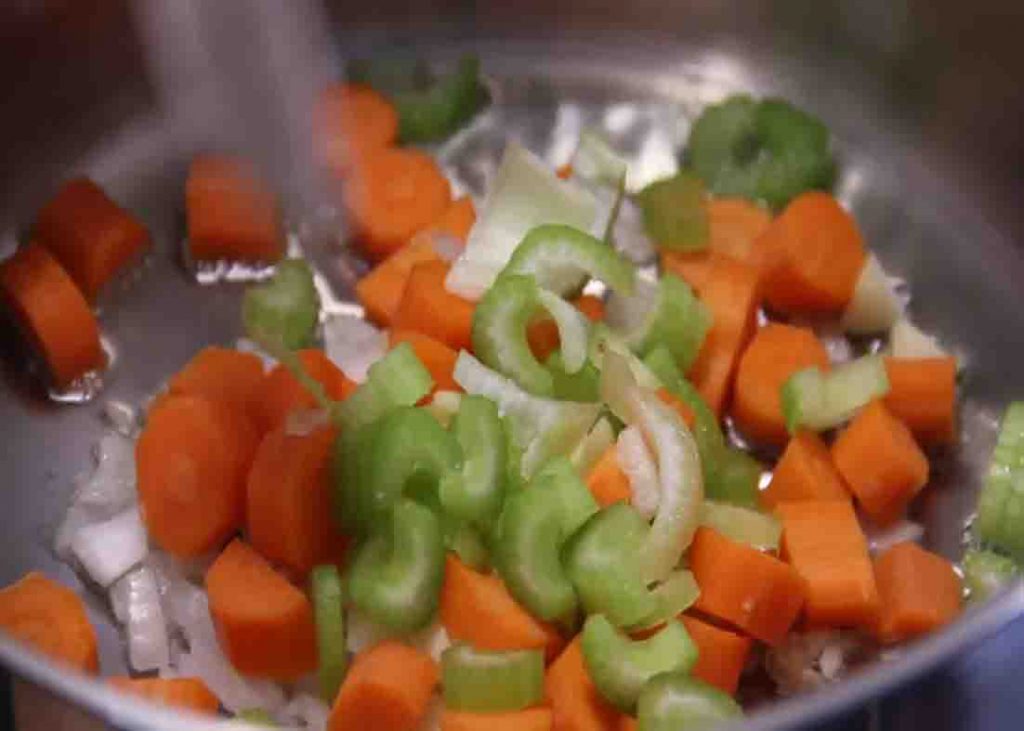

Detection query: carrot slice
(167, 346), (265, 429)
(33, 178), (149, 300)
(441, 708), (553, 731)
(760, 430), (851, 509)
(777, 501), (880, 629)
(317, 84), (398, 172)
(347, 147), (452, 261)
(731, 323), (829, 445)
(440, 555), (564, 661)
(873, 542), (961, 644)
(831, 401), (929, 526)
(0, 572), (98, 674)
(585, 446), (632, 509)
(205, 539), (317, 680)
(136, 395), (258, 557)
(257, 349), (356, 434)
(0, 244), (104, 388)
(328, 641), (439, 731)
(756, 191), (866, 315)
(679, 615), (751, 695)
(247, 425), (345, 579)
(186, 154), (284, 263)
(883, 357), (958, 444)
(389, 329), (459, 393)
(545, 637), (621, 731)
(689, 527), (805, 646)
(392, 261), (475, 352)
(107, 677), (219, 714)
(356, 237), (444, 327)
(528, 295), (606, 362)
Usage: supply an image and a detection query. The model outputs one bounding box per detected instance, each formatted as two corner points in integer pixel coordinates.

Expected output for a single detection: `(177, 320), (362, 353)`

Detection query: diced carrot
(0, 244), (104, 388)
(107, 677), (219, 714)
(556, 163), (574, 180)
(707, 198), (773, 266)
(247, 425), (345, 579)
(137, 395), (259, 557)
(545, 637), (621, 731)
(328, 641), (439, 731)
(317, 84), (398, 173)
(442, 708), (554, 731)
(356, 237), (443, 327)
(430, 196), (477, 241)
(575, 295), (606, 323)
(760, 431), (851, 509)
(186, 154), (284, 263)
(831, 401), (929, 526)
(392, 261), (475, 352)
(440, 555), (564, 661)
(656, 388), (697, 429)
(756, 191), (867, 315)
(690, 527), (806, 646)
(883, 357), (958, 445)
(347, 147), (452, 261)
(732, 323), (829, 445)
(873, 542), (961, 644)
(388, 329), (459, 393)
(257, 349), (356, 434)
(205, 539), (317, 680)
(167, 346), (265, 429)
(528, 295), (606, 362)
(33, 178), (149, 300)
(777, 501), (880, 629)
(679, 615), (751, 695)
(0, 572), (98, 674)
(585, 447), (632, 508)
(659, 252), (714, 293)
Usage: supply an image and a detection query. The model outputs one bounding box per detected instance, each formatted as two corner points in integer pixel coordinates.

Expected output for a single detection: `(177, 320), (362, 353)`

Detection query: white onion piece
(889, 319), (949, 359)
(111, 566), (170, 672)
(616, 426), (660, 520)
(346, 609), (451, 663)
(840, 254), (904, 334)
(103, 400), (139, 437)
(537, 288), (589, 373)
(277, 693), (330, 730)
(77, 432), (137, 511)
(569, 417), (615, 476)
(71, 508), (147, 587)
(425, 391), (462, 428)
(323, 314), (387, 383)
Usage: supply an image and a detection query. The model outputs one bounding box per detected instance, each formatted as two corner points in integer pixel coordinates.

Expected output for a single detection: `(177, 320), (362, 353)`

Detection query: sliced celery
(440, 395), (506, 528)
(637, 172), (709, 251)
(441, 644), (545, 713)
(631, 570), (701, 632)
(699, 500), (781, 551)
(977, 402), (1024, 561)
(310, 565), (346, 702)
(962, 549), (1020, 601)
(242, 259), (320, 351)
(637, 673), (743, 730)
(547, 351), (602, 403)
(781, 355), (890, 434)
(334, 343), (434, 432)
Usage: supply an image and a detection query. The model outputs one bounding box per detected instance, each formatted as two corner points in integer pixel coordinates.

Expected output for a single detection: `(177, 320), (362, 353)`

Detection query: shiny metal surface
(3, 2), (1024, 729)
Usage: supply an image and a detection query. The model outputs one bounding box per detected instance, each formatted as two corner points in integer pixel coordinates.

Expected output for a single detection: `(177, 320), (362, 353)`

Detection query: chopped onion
(889, 318), (949, 359)
(569, 417), (615, 476)
(323, 314), (388, 383)
(71, 507), (147, 587)
(77, 432), (137, 512)
(347, 609), (451, 663)
(110, 566), (170, 672)
(425, 391), (463, 428)
(277, 693), (330, 730)
(616, 426), (660, 519)
(840, 254), (904, 334)
(102, 400), (138, 437)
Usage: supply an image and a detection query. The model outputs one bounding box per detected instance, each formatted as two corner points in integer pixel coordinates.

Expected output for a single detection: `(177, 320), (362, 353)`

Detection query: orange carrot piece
(777, 501), (880, 629)
(317, 84), (398, 173)
(442, 708), (553, 731)
(873, 542), (962, 644)
(356, 237), (443, 327)
(328, 641), (439, 731)
(556, 163), (574, 180)
(659, 252), (714, 293)
(205, 539), (317, 680)
(0, 244), (104, 388)
(756, 191), (867, 315)
(616, 717), (638, 731)
(440, 555), (564, 661)
(107, 677), (219, 714)
(0, 572), (98, 674)
(575, 295), (606, 323)
(33, 178), (149, 300)
(392, 261), (475, 352)
(831, 401), (930, 526)
(167, 346), (265, 429)
(137, 395), (258, 557)
(430, 196), (477, 241)
(883, 357), (958, 445)
(389, 329), (459, 393)
(760, 430), (851, 509)
(690, 527), (806, 646)
(528, 295), (606, 362)
(585, 447), (632, 508)
(706, 198), (773, 266)
(656, 388), (697, 429)
(679, 615), (752, 695)
(732, 323), (829, 445)
(545, 638), (621, 731)
(347, 147), (452, 261)
(186, 154), (284, 263)
(247, 425), (344, 578)
(257, 349), (356, 434)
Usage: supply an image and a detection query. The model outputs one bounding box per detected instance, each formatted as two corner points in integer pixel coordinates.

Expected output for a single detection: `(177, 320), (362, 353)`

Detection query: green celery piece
(537, 289), (590, 373)
(631, 570), (701, 632)
(242, 259), (320, 351)
(547, 351), (602, 403)
(440, 395), (507, 528)
(699, 500), (781, 551)
(637, 172), (709, 251)
(310, 565), (346, 702)
(441, 644), (545, 713)
(347, 499), (445, 634)
(581, 616), (697, 713)
(637, 672), (743, 731)
(235, 709), (277, 726)
(390, 55), (488, 144)
(442, 518), (491, 572)
(962, 549), (1020, 602)
(711, 448), (762, 508)
(572, 128), (630, 189)
(978, 402), (1024, 561)
(781, 355), (890, 434)
(334, 342), (433, 432)
(501, 224), (636, 297)
(564, 503), (658, 627)
(531, 457), (600, 537)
